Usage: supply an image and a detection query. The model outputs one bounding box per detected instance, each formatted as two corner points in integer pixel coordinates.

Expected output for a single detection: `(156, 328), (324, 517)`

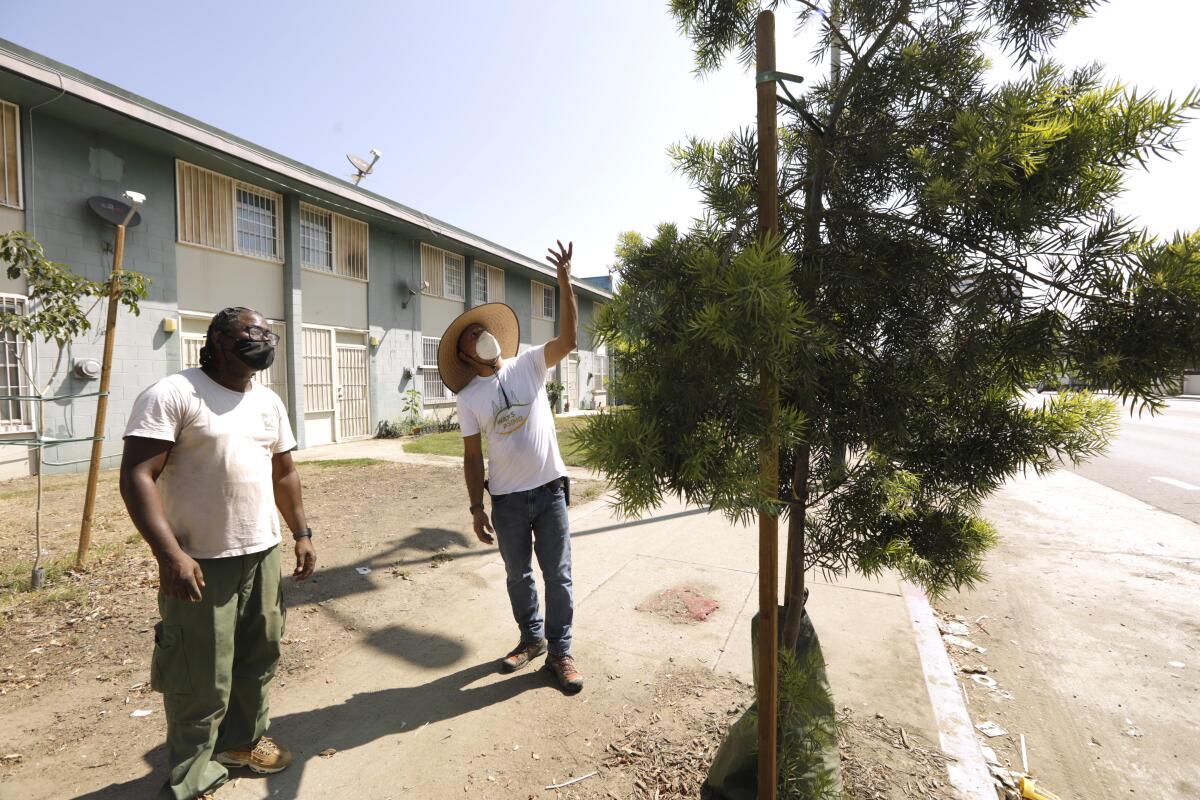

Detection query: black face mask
(231, 338), (276, 370)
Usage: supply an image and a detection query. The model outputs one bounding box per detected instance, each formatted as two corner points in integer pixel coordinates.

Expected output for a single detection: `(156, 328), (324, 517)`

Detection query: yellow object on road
(1020, 777), (1064, 800)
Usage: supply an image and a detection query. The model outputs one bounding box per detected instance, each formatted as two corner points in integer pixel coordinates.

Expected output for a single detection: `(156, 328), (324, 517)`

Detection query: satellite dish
(347, 148), (382, 185)
(87, 195), (142, 227)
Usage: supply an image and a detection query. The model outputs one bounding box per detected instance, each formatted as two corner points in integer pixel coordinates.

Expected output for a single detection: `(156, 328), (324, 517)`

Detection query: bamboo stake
(755, 11), (780, 800)
(76, 222), (125, 566)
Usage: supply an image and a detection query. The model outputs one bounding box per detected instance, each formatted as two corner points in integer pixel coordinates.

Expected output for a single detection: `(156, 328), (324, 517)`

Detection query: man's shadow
(72, 624), (556, 799)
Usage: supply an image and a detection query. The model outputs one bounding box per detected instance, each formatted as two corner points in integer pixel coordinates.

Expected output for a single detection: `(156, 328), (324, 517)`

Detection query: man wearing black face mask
(120, 307), (315, 800)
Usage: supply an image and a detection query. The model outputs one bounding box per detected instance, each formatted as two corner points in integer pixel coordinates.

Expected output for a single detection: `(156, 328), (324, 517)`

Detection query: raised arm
(543, 240), (578, 368)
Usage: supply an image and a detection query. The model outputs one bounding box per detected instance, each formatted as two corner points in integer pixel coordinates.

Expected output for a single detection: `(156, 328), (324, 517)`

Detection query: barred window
(176, 160), (282, 261)
(0, 296), (29, 431)
(532, 281), (555, 321)
(593, 355), (609, 392)
(421, 336), (452, 403)
(0, 100), (21, 210)
(421, 244), (465, 301)
(473, 262), (505, 305)
(300, 205), (333, 271)
(236, 186), (279, 259)
(334, 214), (369, 280)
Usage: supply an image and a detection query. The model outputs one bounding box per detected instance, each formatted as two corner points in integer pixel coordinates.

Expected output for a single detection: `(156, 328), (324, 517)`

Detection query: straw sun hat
(436, 302), (521, 393)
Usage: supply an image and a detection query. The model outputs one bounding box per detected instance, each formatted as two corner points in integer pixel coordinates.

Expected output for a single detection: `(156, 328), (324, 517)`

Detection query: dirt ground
(1, 460), (953, 799)
(940, 471), (1200, 800)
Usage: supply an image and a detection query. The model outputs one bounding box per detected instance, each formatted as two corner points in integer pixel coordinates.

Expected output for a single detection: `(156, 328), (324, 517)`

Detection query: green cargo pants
(151, 544), (285, 800)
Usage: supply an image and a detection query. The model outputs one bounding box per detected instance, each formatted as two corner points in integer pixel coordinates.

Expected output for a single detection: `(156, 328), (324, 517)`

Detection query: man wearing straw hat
(437, 240), (583, 693)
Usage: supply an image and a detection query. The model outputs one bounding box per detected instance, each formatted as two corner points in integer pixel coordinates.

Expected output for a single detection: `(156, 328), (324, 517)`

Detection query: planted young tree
(577, 0), (1200, 794)
(0, 231), (147, 588)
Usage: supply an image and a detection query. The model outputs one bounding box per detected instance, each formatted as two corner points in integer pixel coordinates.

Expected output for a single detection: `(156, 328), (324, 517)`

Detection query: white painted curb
(900, 581), (996, 800)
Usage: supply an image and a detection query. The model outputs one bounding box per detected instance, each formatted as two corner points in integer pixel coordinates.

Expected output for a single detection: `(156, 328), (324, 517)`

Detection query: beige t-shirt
(124, 368), (297, 559)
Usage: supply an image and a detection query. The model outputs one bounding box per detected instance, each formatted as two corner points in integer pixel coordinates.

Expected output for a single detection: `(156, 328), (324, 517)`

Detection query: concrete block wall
(24, 113), (179, 474)
(368, 229), (421, 427)
(32, 301), (178, 473)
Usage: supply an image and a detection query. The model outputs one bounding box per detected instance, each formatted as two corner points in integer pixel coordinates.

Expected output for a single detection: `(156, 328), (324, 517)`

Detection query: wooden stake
(76, 223), (125, 566)
(755, 11), (780, 800)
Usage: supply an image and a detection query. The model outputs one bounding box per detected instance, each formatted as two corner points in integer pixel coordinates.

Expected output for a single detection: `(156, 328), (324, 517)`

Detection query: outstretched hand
(546, 240), (572, 280)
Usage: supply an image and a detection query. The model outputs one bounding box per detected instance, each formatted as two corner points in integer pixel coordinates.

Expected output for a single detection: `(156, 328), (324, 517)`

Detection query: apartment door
(565, 354), (579, 410)
(336, 342), (369, 440)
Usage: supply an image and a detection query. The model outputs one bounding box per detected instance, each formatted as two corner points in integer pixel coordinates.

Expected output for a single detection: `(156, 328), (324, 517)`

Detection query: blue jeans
(490, 479), (573, 657)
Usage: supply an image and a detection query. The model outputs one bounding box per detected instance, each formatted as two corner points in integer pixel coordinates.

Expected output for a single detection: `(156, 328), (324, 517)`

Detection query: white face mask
(475, 330), (501, 362)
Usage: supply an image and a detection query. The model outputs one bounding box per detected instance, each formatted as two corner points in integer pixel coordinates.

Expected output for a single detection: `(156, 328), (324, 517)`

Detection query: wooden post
(755, 10), (780, 800)
(76, 223), (125, 566)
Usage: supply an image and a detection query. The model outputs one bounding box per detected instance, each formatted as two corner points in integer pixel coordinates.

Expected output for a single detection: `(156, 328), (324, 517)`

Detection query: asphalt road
(1070, 397), (1200, 525)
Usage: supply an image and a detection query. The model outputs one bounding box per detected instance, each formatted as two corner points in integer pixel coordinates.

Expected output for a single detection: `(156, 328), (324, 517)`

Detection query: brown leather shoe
(546, 653), (584, 693)
(215, 736), (293, 774)
(500, 639), (547, 672)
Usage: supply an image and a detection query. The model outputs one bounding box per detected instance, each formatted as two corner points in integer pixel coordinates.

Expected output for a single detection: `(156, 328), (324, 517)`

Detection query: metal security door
(566, 354), (579, 410)
(336, 345), (369, 439)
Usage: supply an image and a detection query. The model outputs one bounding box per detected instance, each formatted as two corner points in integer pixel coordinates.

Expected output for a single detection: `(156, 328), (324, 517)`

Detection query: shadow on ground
(71, 645), (559, 798)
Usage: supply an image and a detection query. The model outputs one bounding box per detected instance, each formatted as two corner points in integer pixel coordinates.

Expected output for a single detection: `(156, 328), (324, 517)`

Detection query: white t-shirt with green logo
(457, 345), (567, 495)
(124, 368), (297, 559)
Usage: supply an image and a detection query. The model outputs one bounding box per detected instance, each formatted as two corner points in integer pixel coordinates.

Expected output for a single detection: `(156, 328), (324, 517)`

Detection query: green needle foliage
(577, 0), (1200, 601)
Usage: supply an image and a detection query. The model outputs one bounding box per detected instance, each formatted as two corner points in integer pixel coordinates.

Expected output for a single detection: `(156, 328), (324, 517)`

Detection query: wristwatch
(469, 503), (485, 515)
(292, 527), (313, 541)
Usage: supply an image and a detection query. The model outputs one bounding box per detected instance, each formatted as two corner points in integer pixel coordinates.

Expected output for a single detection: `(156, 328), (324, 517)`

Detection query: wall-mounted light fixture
(162, 318), (177, 334)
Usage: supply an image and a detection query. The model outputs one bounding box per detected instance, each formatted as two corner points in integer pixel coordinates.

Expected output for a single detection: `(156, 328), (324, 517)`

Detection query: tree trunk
(782, 445), (809, 650)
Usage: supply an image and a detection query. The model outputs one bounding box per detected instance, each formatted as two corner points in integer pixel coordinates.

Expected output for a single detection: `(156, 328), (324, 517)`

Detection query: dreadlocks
(198, 307), (252, 369)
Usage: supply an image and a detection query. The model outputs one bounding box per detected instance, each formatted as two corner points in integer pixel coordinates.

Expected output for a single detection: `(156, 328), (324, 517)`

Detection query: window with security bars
(473, 262), (505, 305)
(303, 327), (334, 412)
(300, 205), (332, 270)
(0, 101), (20, 209)
(532, 281), (555, 321)
(593, 355), (609, 392)
(421, 243), (465, 301)
(181, 334), (205, 370)
(176, 161), (282, 261)
(0, 296), (29, 431)
(420, 336), (452, 403)
(301, 204), (369, 280)
(236, 186), (278, 259)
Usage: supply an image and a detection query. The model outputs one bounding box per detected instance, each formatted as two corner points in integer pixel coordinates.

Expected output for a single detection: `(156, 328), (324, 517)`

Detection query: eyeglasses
(241, 325), (280, 345)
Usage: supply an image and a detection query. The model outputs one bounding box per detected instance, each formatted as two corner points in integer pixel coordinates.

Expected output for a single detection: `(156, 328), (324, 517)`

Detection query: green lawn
(403, 416), (589, 466)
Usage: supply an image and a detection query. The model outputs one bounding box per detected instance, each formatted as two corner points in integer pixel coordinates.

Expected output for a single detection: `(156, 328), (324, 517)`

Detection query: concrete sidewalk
(292, 436), (605, 483)
(192, 452), (989, 799)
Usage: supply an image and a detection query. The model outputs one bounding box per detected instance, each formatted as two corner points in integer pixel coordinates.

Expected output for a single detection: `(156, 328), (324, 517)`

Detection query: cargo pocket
(150, 622), (193, 695)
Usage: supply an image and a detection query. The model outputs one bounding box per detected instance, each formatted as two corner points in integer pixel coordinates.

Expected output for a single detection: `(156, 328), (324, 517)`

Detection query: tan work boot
(216, 736), (293, 774)
(546, 653), (584, 693)
(500, 639), (548, 672)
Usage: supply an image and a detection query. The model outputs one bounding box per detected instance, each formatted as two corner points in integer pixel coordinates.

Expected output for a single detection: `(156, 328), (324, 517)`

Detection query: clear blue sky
(5, 1), (1199, 278)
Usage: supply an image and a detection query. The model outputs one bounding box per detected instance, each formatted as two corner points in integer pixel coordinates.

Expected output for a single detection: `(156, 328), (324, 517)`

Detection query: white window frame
(420, 243), (465, 301)
(0, 294), (31, 433)
(176, 160), (283, 263)
(473, 261), (505, 306)
(472, 262), (488, 306)
(0, 100), (23, 211)
(235, 183), (282, 261)
(532, 281), (555, 321)
(299, 204), (333, 272)
(300, 204), (370, 281)
(593, 354), (609, 393)
(420, 335), (454, 404)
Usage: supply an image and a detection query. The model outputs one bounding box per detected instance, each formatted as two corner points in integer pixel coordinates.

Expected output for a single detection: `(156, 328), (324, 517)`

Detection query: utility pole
(77, 191), (144, 566)
(754, 10), (780, 800)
